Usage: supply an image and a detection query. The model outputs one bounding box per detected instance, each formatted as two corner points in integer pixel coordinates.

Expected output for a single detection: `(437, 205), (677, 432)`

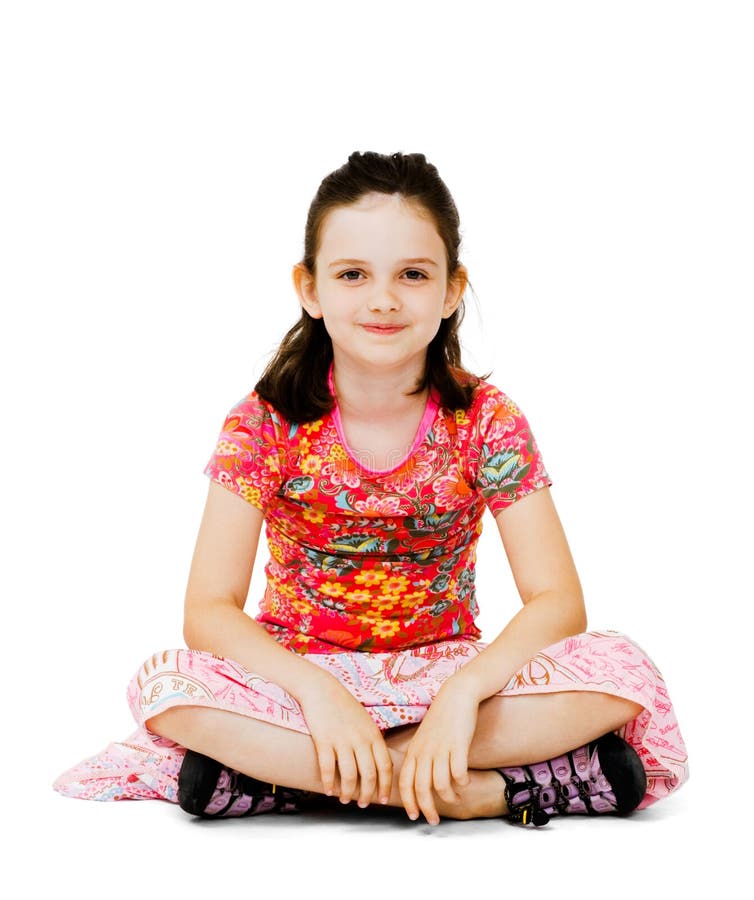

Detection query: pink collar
(327, 362), (440, 475)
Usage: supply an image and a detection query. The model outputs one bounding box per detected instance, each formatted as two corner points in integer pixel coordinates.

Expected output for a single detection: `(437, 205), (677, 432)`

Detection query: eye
(338, 270), (363, 281)
(404, 270), (428, 280)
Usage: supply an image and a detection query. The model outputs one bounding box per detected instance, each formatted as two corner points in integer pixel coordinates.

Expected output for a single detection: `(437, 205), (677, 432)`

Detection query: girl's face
(295, 191), (466, 381)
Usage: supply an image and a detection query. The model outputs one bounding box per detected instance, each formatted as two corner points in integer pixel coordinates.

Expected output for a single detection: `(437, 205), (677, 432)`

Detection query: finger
(398, 754), (419, 821)
(353, 744), (378, 809)
(336, 748), (358, 804)
(316, 745), (337, 797)
(450, 747), (470, 788)
(432, 754), (460, 805)
(373, 739), (394, 804)
(414, 756), (440, 826)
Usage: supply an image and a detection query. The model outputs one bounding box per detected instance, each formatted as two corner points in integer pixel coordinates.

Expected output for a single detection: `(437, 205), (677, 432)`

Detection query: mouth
(361, 324), (406, 334)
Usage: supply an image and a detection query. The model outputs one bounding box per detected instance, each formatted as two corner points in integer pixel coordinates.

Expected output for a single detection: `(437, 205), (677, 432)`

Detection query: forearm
(448, 590), (588, 704)
(184, 601), (336, 705)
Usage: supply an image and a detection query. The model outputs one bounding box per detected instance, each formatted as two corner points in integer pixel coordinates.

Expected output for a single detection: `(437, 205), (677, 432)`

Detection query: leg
(385, 690), (645, 769)
(383, 690), (645, 826)
(147, 707), (505, 821)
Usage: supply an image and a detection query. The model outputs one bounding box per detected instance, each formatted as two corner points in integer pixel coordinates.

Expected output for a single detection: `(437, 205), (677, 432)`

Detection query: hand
(398, 679), (479, 825)
(298, 676), (393, 809)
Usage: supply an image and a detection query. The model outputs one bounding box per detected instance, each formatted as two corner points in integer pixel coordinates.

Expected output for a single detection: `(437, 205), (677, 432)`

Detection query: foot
(497, 732), (647, 827)
(177, 749), (307, 818)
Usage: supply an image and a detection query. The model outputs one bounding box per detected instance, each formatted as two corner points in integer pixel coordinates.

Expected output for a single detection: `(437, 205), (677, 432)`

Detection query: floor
(23, 775), (722, 900)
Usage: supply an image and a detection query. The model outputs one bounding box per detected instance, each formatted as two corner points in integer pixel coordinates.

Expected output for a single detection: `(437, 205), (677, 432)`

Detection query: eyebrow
(327, 257), (439, 269)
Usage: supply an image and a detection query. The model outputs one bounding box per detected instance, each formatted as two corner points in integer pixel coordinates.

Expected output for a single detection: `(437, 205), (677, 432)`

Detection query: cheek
(318, 313), (347, 341)
(421, 310), (445, 333)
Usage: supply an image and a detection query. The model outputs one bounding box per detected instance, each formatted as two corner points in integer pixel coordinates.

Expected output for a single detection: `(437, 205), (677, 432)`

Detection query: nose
(367, 284), (401, 313)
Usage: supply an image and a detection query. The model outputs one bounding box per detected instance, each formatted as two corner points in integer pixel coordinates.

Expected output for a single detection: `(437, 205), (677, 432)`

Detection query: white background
(2, 1), (751, 896)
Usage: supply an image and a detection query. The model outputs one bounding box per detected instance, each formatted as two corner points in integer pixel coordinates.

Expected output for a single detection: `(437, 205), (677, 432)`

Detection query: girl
(54, 151), (688, 827)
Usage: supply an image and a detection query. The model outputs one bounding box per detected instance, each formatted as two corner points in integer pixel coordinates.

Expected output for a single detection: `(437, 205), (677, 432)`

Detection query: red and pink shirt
(204, 370), (552, 655)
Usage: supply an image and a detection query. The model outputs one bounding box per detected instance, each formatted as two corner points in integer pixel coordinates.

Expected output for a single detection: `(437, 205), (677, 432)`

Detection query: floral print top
(203, 367), (552, 655)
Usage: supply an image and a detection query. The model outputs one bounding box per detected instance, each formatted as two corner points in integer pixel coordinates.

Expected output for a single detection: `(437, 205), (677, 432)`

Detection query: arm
(447, 484), (587, 703)
(183, 480), (333, 706)
(398, 486), (586, 822)
(183, 480), (393, 804)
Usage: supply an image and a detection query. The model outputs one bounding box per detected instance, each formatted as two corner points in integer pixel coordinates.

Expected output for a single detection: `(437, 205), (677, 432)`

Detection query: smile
(361, 324), (406, 334)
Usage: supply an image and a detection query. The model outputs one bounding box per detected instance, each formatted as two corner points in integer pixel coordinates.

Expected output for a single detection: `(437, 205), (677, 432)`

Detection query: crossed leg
(148, 689), (644, 823)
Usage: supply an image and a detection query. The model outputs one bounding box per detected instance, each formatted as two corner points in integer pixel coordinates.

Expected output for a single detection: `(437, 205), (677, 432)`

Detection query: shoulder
(225, 387), (278, 418)
(224, 389), (287, 427)
(214, 389), (296, 450)
(205, 389), (290, 510)
(459, 375), (523, 422)
(454, 377), (542, 457)
(454, 378), (552, 508)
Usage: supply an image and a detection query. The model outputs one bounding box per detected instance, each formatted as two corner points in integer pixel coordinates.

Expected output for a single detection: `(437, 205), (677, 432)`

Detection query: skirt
(53, 629), (689, 811)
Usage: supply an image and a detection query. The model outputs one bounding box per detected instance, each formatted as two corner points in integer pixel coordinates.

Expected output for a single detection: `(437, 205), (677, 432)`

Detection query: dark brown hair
(255, 151), (483, 422)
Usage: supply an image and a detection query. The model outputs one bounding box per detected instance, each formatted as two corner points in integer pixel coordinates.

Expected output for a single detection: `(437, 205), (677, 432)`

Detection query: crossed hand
(300, 677), (479, 826)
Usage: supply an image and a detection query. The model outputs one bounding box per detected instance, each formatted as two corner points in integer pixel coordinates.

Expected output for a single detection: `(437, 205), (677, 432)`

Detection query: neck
(330, 357), (429, 420)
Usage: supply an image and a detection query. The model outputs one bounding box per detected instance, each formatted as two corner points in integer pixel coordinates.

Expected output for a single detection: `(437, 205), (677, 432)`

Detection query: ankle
(436, 769), (509, 820)
(471, 770), (509, 818)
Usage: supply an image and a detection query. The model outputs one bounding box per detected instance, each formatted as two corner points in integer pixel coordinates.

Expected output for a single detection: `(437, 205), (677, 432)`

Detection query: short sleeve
(469, 385), (553, 516)
(203, 390), (285, 511)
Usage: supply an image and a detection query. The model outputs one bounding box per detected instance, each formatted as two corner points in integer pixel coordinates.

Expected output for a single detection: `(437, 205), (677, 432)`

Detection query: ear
(292, 263), (323, 319)
(442, 264), (468, 318)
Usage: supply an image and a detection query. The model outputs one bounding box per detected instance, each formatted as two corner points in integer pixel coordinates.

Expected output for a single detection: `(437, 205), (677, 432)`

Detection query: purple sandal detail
(497, 732), (647, 827)
(177, 750), (307, 818)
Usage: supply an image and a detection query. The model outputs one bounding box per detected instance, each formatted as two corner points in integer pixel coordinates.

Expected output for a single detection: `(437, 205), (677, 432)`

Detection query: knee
(600, 692), (643, 716)
(145, 706), (197, 741)
(617, 697), (645, 723)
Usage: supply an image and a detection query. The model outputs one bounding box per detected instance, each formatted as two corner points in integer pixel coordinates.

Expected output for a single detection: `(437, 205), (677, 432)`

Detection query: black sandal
(177, 749), (307, 818)
(497, 732), (647, 827)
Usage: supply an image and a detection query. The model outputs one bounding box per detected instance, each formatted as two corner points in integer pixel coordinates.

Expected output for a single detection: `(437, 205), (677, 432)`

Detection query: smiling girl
(54, 151), (688, 827)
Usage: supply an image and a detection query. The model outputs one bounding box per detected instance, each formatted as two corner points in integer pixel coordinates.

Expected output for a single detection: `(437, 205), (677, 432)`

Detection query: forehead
(317, 192), (443, 261)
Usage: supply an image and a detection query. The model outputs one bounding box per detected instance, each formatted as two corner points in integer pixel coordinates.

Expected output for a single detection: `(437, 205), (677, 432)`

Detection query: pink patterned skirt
(53, 629), (689, 811)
